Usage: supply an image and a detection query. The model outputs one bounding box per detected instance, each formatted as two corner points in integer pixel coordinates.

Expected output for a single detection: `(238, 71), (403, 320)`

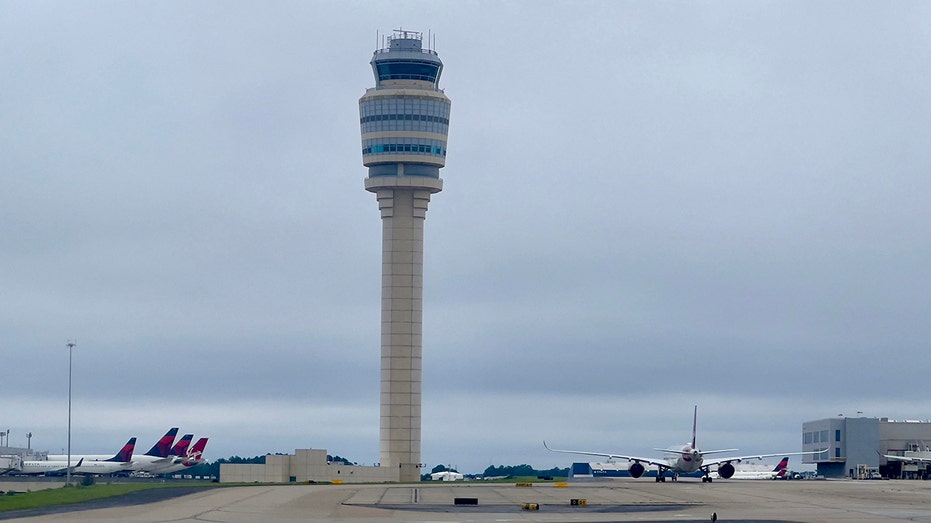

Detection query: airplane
(134, 432), (192, 472)
(125, 427), (180, 472)
(140, 436), (208, 474)
(18, 457), (84, 476)
(714, 456), (789, 480)
(49, 428), (179, 473)
(22, 438), (136, 476)
(545, 406), (823, 483)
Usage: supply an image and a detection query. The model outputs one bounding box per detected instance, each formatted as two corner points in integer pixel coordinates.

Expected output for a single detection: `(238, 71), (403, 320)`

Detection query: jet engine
(716, 462), (736, 479)
(628, 461), (646, 478)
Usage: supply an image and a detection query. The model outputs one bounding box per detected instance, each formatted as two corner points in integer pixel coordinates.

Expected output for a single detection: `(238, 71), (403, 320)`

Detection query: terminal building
(803, 416), (931, 479)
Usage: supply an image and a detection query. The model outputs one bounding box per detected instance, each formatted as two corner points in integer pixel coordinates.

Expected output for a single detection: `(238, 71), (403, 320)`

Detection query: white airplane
(135, 433), (192, 473)
(141, 436), (208, 474)
(18, 457), (84, 476)
(126, 427), (180, 472)
(50, 428), (179, 473)
(23, 438), (135, 476)
(546, 406), (822, 483)
(714, 456), (789, 480)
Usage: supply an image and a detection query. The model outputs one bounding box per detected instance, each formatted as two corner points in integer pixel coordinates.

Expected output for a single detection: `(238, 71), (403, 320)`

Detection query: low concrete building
(220, 449), (399, 484)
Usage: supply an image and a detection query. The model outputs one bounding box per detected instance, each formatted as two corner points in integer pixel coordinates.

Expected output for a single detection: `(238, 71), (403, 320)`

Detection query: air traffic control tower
(359, 30), (450, 482)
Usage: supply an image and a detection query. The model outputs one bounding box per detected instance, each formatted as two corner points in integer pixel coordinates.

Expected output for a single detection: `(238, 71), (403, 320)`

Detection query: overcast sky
(2, 1), (929, 474)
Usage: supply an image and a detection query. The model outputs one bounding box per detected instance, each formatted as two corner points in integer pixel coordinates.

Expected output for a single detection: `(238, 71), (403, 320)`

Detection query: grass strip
(0, 483), (182, 512)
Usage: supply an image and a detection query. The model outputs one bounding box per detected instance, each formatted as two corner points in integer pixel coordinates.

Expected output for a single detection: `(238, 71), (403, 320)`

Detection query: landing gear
(655, 470), (667, 482)
(701, 475), (713, 483)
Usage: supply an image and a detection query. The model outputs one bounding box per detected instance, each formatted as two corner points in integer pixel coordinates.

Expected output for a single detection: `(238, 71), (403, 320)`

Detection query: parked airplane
(50, 428), (178, 473)
(18, 458), (84, 476)
(714, 456), (789, 480)
(546, 406), (821, 482)
(141, 436), (208, 474)
(126, 427), (180, 472)
(23, 438), (136, 476)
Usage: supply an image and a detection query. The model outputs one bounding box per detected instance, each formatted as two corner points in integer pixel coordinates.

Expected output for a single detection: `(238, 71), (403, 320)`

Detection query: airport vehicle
(714, 456), (789, 480)
(546, 406), (821, 483)
(50, 428), (179, 473)
(141, 436), (208, 474)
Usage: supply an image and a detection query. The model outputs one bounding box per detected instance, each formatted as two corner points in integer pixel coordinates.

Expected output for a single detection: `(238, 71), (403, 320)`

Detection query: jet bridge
(0, 455), (23, 475)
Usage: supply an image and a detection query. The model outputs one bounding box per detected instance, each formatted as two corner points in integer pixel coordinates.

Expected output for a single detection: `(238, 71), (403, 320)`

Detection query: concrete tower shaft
(360, 29), (450, 483)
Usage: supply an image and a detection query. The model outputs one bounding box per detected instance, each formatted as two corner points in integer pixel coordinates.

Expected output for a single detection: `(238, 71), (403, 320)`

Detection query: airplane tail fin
(183, 437), (208, 466)
(773, 457), (789, 475)
(170, 434), (194, 457)
(106, 437), (136, 462)
(691, 405), (698, 449)
(145, 428), (179, 457)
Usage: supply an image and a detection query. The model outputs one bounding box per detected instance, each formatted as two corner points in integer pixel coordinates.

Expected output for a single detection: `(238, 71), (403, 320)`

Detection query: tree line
(175, 457), (567, 480)
(181, 454), (353, 479)
(422, 463), (569, 480)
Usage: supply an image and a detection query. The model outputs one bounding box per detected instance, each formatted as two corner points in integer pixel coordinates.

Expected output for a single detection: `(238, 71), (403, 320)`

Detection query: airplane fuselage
(23, 458), (129, 475)
(18, 460), (75, 475)
(665, 446), (704, 474)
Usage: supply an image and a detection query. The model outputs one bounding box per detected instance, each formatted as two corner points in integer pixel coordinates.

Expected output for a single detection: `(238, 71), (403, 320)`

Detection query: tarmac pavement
(4, 478), (931, 522)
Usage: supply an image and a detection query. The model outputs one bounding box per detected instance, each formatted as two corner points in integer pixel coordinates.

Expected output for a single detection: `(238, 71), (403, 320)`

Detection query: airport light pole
(66, 340), (75, 486)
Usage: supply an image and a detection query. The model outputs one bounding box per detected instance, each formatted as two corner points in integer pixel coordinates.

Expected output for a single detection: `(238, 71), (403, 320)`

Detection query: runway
(4, 479), (931, 522)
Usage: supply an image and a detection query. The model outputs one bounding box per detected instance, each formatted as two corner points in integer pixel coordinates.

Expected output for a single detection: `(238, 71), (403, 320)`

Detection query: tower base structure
(366, 176), (442, 482)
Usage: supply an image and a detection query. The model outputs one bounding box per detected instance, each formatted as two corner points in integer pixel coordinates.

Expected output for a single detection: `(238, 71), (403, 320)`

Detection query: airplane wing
(543, 442), (670, 469)
(703, 449), (823, 468)
(883, 454), (931, 463)
(55, 458), (84, 474)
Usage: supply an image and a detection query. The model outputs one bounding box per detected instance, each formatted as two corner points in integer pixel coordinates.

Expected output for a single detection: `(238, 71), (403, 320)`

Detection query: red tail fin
(773, 457), (789, 475)
(145, 428), (179, 457)
(170, 434), (194, 457)
(691, 405), (698, 449)
(107, 437), (136, 462)
(183, 437), (208, 466)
